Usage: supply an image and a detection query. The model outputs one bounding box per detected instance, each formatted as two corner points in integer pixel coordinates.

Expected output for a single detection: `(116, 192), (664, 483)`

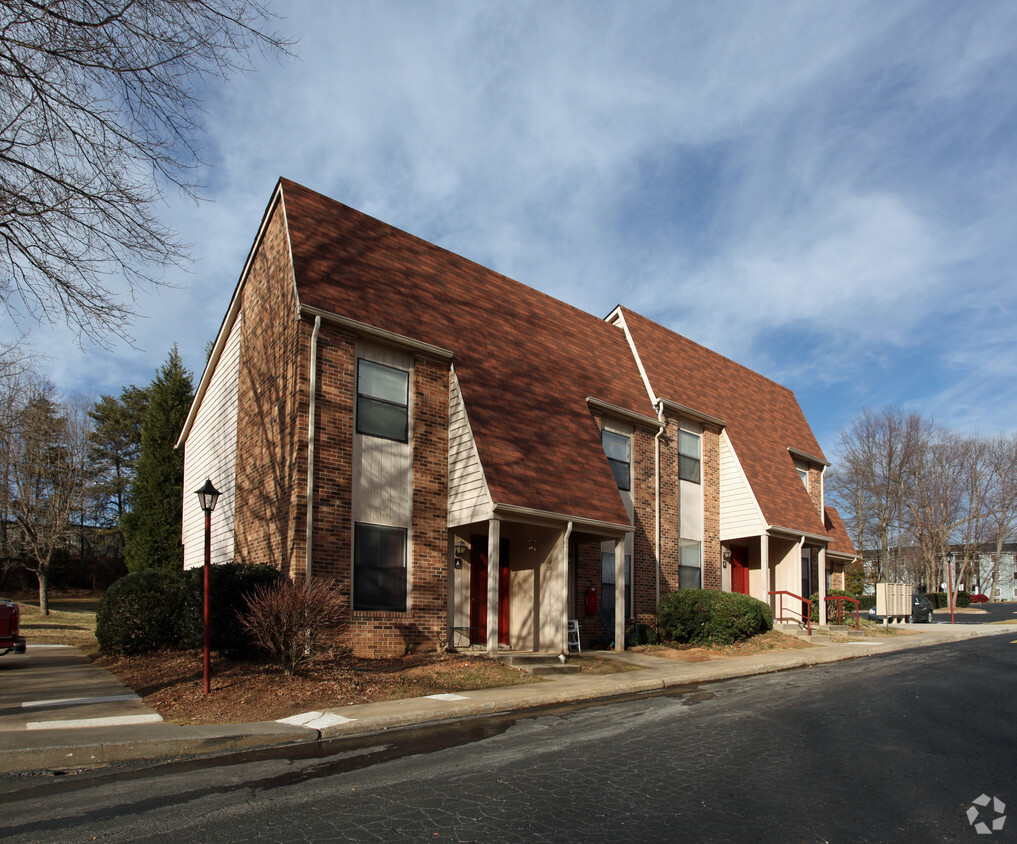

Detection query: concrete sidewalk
(1, 624), (1012, 775)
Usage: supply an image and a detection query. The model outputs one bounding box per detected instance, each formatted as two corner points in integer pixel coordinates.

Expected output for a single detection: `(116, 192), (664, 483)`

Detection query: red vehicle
(0, 599), (26, 655)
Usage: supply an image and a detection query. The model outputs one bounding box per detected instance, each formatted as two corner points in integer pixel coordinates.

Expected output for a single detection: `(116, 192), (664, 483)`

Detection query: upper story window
(357, 359), (409, 442)
(678, 430), (701, 484)
(798, 467), (809, 488)
(602, 429), (631, 491)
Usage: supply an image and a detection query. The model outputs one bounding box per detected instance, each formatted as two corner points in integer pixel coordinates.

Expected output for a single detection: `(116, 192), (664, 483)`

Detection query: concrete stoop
(497, 653), (582, 676)
(776, 623), (867, 641)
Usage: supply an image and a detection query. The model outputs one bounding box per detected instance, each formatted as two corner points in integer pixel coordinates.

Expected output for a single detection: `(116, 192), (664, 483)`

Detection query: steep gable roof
(280, 179), (654, 529)
(618, 307), (830, 539)
(823, 507), (857, 558)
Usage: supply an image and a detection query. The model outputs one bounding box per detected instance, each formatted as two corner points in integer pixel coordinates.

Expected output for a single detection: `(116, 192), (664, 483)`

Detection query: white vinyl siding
(447, 368), (494, 526)
(719, 431), (765, 540)
(182, 312), (242, 569)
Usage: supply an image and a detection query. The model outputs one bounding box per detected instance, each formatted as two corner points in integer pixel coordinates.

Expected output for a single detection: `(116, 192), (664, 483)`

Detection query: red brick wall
(631, 426), (657, 625)
(658, 415), (680, 595)
(231, 203), (453, 657)
(808, 466), (824, 517)
(350, 356), (450, 657)
(657, 415), (722, 596)
(701, 425), (722, 590)
(233, 201), (305, 577)
(306, 324), (356, 585)
(575, 539), (607, 646)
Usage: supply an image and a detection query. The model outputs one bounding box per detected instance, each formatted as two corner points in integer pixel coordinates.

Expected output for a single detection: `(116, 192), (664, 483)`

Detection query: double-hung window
(353, 523), (407, 611)
(678, 430), (701, 484)
(678, 539), (702, 589)
(602, 429), (631, 491)
(357, 359), (409, 442)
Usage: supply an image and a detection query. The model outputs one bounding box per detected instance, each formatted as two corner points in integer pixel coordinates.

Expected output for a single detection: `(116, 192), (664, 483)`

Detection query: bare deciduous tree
(4, 379), (90, 613)
(980, 433), (1017, 599)
(0, 0), (290, 341)
(828, 407), (932, 581)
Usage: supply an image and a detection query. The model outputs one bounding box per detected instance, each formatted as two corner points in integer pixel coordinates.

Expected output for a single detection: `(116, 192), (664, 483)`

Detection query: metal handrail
(824, 596), (860, 629)
(768, 590), (811, 636)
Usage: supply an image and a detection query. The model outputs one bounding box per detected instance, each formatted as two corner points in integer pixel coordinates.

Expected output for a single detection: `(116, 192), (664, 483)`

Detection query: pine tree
(123, 347), (194, 571)
(89, 385), (149, 527)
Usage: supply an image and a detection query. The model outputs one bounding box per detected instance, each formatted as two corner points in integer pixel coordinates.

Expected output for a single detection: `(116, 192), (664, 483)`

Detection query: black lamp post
(195, 479), (220, 694)
(946, 550), (956, 625)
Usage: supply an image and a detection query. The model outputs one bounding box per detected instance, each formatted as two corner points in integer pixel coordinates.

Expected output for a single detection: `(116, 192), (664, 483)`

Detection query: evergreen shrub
(808, 589), (858, 623)
(96, 563), (282, 656)
(182, 563), (283, 655)
(657, 589), (772, 646)
(96, 569), (190, 655)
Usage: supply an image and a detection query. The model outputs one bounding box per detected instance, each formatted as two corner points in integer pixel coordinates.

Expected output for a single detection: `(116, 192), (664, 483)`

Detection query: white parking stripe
(22, 693), (140, 709)
(26, 713), (163, 730)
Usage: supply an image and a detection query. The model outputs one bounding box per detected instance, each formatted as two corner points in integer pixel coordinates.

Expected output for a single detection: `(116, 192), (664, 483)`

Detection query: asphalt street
(1, 632), (1015, 843)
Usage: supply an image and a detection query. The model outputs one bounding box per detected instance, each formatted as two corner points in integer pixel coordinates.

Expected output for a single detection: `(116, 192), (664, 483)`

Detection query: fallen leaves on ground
(96, 649), (545, 725)
(631, 630), (816, 662)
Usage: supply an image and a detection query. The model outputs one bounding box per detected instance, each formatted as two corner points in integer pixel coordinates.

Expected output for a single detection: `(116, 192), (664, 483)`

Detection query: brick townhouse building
(177, 179), (856, 657)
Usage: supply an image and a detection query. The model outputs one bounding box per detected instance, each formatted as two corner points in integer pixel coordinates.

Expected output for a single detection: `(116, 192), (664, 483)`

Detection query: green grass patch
(11, 594), (100, 653)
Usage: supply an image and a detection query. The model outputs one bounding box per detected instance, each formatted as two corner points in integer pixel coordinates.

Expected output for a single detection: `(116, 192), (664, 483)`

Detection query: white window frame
(602, 429), (631, 491)
(678, 429), (701, 484)
(356, 358), (409, 442)
(678, 539), (702, 589)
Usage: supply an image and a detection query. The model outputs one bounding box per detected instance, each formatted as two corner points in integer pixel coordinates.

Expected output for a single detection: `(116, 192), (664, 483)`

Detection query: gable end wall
(233, 201), (307, 576)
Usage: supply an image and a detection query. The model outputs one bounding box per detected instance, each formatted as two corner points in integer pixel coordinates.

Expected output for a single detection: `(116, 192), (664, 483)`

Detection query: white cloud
(5, 0), (1017, 443)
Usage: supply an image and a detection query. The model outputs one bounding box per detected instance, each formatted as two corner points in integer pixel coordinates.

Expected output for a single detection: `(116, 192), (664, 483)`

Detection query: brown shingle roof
(619, 307), (833, 540)
(280, 179), (654, 528)
(823, 507), (856, 558)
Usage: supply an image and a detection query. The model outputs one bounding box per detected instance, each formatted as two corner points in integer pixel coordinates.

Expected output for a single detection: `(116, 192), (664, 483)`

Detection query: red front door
(469, 536), (510, 645)
(731, 546), (749, 595)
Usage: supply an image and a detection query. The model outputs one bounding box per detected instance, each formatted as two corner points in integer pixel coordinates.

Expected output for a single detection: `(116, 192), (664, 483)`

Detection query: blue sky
(6, 1), (1017, 456)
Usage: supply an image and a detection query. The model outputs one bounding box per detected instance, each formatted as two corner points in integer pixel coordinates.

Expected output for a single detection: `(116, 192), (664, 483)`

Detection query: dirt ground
(95, 649), (550, 725)
(98, 630), (819, 725)
(12, 591), (872, 726)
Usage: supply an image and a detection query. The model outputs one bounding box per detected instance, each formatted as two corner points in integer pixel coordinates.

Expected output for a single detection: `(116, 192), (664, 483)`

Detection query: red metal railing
(768, 591), (811, 636)
(825, 595), (860, 629)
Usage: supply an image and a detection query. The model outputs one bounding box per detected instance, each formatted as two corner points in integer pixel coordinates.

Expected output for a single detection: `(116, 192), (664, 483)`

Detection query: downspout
(654, 400), (665, 611)
(305, 315), (321, 581)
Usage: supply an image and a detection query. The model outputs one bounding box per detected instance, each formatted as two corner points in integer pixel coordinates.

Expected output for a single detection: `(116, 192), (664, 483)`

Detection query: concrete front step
(776, 623), (867, 641)
(497, 653), (582, 675)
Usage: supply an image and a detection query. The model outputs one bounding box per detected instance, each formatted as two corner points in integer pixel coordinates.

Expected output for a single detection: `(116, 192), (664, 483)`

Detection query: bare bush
(240, 579), (349, 676)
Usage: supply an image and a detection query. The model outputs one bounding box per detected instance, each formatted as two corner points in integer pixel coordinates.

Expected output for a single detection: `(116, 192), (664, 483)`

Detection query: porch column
(614, 537), (625, 652)
(760, 534), (770, 612)
(558, 526), (571, 654)
(446, 533), (455, 648)
(486, 519), (501, 654)
(818, 546), (828, 626)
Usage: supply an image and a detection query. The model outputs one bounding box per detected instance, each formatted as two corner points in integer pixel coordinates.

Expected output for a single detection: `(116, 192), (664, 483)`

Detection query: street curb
(3, 625), (1011, 775)
(0, 721), (315, 774)
(310, 626), (1008, 740)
